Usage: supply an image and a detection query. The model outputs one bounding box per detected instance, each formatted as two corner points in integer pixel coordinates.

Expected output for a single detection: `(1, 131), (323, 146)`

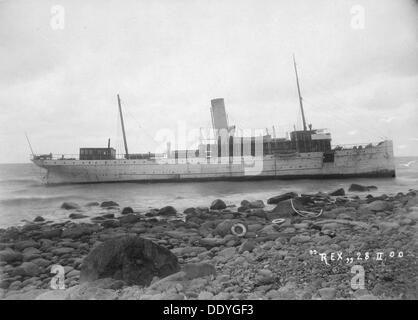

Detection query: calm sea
(0, 157), (417, 227)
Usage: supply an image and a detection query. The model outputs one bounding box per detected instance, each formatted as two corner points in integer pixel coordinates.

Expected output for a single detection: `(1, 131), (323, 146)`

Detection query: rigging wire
(302, 97), (388, 141)
(299, 71), (389, 139)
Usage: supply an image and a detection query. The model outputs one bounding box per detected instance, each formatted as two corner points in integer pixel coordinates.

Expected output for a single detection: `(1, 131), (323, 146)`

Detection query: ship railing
(332, 141), (386, 151)
(31, 153), (169, 161)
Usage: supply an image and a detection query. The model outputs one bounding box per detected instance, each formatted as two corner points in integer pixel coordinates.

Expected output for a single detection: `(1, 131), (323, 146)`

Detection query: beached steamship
(31, 58), (395, 184)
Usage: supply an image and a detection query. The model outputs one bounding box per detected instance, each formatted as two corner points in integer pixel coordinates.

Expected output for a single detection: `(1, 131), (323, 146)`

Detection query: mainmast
(293, 54), (307, 131)
(117, 94), (129, 159)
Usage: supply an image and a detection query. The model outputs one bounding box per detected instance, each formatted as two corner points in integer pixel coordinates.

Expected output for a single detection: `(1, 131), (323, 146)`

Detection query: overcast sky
(0, 0), (417, 163)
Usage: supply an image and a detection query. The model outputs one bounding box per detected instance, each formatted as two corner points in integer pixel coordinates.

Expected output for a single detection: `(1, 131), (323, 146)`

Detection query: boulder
(348, 184), (378, 192)
(33, 216), (45, 222)
(247, 209), (267, 219)
(238, 240), (256, 253)
(259, 224), (280, 235)
(119, 214), (142, 225)
(69, 213), (88, 219)
(267, 192), (298, 204)
(183, 207), (197, 215)
(121, 207), (134, 215)
(80, 236), (180, 286)
(100, 201), (119, 208)
(241, 200), (265, 209)
(406, 195), (418, 209)
(14, 261), (41, 277)
(14, 240), (40, 251)
(0, 248), (23, 263)
(158, 206), (177, 216)
(91, 216), (106, 222)
(31, 258), (51, 268)
(61, 202), (80, 210)
(289, 235), (311, 244)
(38, 228), (62, 239)
(256, 269), (275, 285)
(22, 247), (41, 261)
(218, 247), (236, 259)
(267, 198), (303, 219)
(365, 200), (390, 212)
(210, 199), (227, 210)
(145, 209), (160, 217)
(102, 213), (115, 219)
(182, 263), (216, 280)
(62, 224), (99, 239)
(197, 206), (210, 213)
(199, 237), (226, 248)
(240, 200), (251, 208)
(214, 219), (237, 237)
(329, 188), (345, 196)
(237, 206), (249, 213)
(101, 220), (121, 229)
(250, 200), (265, 208)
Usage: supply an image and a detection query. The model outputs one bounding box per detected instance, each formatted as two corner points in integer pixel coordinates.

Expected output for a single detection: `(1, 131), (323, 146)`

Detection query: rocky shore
(0, 184), (417, 300)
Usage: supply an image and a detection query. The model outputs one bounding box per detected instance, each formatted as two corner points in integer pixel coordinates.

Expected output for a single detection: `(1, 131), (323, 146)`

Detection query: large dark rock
(69, 213), (88, 219)
(119, 214), (142, 224)
(158, 206), (177, 216)
(214, 219), (236, 237)
(33, 216), (45, 222)
(183, 207), (198, 215)
(121, 207), (134, 215)
(80, 236), (180, 286)
(267, 198), (304, 220)
(61, 202), (80, 210)
(329, 188), (345, 196)
(241, 200), (265, 209)
(102, 213), (115, 219)
(267, 192), (298, 204)
(348, 184), (378, 192)
(100, 201), (119, 208)
(210, 199), (227, 210)
(101, 220), (120, 229)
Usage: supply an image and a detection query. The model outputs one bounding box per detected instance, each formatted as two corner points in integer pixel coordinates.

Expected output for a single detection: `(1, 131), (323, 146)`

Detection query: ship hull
(32, 141), (396, 185)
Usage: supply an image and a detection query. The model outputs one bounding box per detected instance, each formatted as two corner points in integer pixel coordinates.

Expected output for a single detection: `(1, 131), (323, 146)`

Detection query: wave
(0, 178), (42, 185)
(0, 195), (85, 207)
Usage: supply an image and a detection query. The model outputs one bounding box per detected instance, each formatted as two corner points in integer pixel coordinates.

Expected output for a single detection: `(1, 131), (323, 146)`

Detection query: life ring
(231, 223), (247, 237)
(272, 218), (286, 225)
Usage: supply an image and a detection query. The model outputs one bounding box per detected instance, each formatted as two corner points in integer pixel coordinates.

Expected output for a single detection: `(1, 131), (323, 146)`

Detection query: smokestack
(210, 98), (229, 130)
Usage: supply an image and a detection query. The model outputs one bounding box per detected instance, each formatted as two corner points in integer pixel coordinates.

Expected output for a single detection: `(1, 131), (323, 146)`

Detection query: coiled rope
(290, 198), (323, 218)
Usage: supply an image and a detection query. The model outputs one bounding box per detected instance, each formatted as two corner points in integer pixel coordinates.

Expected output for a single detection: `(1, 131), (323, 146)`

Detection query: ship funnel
(210, 98), (229, 130)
